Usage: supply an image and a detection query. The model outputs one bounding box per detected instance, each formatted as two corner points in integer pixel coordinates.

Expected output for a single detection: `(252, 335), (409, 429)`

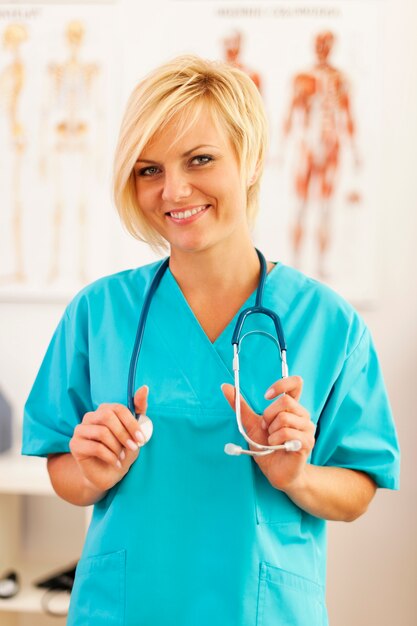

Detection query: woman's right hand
(69, 385), (152, 492)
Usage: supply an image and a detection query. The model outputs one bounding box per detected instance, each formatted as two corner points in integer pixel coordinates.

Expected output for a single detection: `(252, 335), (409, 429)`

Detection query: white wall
(326, 1), (417, 623)
(0, 1), (416, 624)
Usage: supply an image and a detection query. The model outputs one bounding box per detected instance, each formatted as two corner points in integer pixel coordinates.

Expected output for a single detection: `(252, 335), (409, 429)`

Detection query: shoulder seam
(346, 325), (368, 362)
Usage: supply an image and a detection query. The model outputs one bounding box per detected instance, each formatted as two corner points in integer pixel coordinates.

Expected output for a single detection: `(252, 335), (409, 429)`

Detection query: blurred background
(0, 0), (415, 624)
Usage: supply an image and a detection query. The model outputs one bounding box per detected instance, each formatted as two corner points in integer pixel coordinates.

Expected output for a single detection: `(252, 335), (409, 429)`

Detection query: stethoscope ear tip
(284, 439), (302, 452)
(224, 443), (242, 456)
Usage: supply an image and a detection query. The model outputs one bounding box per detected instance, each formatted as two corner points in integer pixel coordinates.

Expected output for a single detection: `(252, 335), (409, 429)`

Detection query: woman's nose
(162, 170), (192, 203)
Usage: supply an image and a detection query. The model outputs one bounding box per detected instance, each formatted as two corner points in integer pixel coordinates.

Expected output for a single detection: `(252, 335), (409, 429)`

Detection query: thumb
(133, 385), (149, 417)
(221, 383), (267, 445)
(134, 385), (153, 444)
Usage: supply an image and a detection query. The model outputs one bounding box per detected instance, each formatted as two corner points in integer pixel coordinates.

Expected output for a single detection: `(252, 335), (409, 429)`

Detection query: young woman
(23, 55), (399, 626)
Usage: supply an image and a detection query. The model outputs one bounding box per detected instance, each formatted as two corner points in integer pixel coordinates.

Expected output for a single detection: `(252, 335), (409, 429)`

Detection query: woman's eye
(190, 155), (213, 166)
(137, 166), (160, 177)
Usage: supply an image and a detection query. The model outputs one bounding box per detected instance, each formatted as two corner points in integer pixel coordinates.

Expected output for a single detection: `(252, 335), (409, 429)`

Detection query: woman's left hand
(221, 376), (315, 492)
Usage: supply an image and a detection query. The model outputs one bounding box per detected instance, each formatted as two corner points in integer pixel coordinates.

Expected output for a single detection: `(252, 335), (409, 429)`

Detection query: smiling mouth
(166, 205), (210, 221)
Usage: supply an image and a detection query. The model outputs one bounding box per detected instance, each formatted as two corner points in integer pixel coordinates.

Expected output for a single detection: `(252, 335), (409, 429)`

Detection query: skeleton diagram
(282, 31), (360, 278)
(40, 19), (101, 284)
(0, 23), (28, 283)
(222, 30), (262, 91)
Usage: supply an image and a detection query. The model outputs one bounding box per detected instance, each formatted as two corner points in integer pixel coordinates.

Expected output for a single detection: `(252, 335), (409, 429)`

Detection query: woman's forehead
(140, 104), (233, 157)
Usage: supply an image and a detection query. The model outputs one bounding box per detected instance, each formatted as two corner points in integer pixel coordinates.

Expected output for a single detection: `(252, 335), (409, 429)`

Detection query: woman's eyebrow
(182, 144), (219, 156)
(135, 144), (220, 163)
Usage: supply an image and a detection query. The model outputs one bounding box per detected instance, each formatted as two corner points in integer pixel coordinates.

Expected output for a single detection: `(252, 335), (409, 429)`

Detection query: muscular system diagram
(222, 29), (262, 91)
(282, 31), (361, 278)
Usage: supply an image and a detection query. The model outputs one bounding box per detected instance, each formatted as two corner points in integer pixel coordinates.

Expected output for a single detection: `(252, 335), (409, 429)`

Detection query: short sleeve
(311, 327), (400, 490)
(22, 305), (92, 457)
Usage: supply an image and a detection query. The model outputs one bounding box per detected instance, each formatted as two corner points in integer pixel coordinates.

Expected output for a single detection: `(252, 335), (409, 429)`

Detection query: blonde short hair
(113, 54), (268, 251)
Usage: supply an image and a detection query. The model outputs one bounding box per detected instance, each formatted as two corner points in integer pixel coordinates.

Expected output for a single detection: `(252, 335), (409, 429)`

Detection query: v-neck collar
(140, 261), (284, 413)
(165, 262), (281, 348)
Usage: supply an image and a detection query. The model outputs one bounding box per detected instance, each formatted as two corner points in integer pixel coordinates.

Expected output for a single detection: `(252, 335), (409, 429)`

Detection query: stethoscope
(127, 249), (301, 458)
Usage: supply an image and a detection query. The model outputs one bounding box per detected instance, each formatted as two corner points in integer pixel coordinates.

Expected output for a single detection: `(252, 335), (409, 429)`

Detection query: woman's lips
(166, 205), (210, 225)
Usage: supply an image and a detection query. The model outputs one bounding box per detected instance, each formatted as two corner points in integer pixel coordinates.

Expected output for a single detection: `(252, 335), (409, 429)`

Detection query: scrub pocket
(67, 549), (126, 626)
(256, 562), (326, 626)
(254, 466), (302, 524)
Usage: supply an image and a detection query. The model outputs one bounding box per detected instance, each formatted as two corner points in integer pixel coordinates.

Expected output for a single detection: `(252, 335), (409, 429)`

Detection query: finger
(113, 404), (148, 448)
(221, 383), (266, 444)
(70, 436), (121, 468)
(264, 375), (303, 402)
(73, 423), (123, 458)
(221, 383), (237, 412)
(221, 383), (257, 420)
(133, 386), (153, 445)
(268, 427), (315, 452)
(267, 412), (311, 436)
(88, 405), (141, 451)
(263, 393), (308, 423)
(134, 385), (149, 417)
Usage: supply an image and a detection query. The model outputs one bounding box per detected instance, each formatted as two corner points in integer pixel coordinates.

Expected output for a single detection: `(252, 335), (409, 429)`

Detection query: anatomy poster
(119, 0), (383, 306)
(0, 1), (384, 306)
(0, 3), (122, 301)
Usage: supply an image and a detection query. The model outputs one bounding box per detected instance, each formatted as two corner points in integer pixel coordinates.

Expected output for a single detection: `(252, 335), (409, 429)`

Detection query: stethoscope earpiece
(224, 443), (242, 456)
(227, 249), (301, 458)
(225, 439), (302, 456)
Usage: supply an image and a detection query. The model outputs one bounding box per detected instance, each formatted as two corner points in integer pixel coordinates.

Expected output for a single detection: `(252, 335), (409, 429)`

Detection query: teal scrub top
(22, 261), (400, 626)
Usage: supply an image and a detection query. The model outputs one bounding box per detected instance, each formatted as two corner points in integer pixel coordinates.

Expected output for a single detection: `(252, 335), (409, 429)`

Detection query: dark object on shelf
(34, 563), (77, 591)
(0, 570), (20, 598)
(0, 388), (12, 453)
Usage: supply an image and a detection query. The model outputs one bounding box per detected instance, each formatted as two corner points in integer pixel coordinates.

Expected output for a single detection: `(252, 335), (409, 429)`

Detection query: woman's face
(133, 105), (250, 256)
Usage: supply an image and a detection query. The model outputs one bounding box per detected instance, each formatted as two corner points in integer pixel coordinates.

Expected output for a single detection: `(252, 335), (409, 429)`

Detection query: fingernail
(126, 439), (138, 451)
(135, 430), (145, 444)
(264, 387), (275, 399)
(116, 460), (122, 469)
(119, 450), (126, 461)
(261, 419), (267, 430)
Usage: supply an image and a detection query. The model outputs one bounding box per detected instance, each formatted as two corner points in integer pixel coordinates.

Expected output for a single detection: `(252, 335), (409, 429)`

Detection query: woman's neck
(169, 239), (261, 299)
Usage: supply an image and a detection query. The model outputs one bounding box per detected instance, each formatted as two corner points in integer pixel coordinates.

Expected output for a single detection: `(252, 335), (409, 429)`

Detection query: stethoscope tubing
(127, 257), (169, 415)
(127, 249), (301, 456)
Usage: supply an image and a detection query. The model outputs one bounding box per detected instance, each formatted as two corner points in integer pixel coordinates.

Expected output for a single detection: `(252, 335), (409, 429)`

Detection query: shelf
(0, 282), (80, 304)
(0, 452), (54, 496)
(0, 560), (72, 615)
(0, 453), (90, 618)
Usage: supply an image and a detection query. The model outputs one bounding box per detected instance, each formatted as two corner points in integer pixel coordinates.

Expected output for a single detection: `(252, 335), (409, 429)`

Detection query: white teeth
(169, 205), (207, 220)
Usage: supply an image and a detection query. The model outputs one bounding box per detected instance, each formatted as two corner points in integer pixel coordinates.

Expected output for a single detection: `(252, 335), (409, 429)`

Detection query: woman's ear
(248, 162), (261, 186)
